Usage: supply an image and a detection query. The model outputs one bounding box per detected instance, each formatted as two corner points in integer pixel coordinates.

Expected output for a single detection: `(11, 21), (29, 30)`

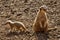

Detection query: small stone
(57, 35), (60, 38)
(15, 35), (18, 39)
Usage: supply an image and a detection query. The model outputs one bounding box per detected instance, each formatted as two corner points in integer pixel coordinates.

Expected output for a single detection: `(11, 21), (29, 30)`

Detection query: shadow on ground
(6, 31), (30, 37)
(34, 32), (49, 40)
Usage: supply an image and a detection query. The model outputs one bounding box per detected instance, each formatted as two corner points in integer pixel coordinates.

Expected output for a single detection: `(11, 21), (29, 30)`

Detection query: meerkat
(33, 5), (57, 33)
(5, 20), (28, 32)
(33, 6), (48, 33)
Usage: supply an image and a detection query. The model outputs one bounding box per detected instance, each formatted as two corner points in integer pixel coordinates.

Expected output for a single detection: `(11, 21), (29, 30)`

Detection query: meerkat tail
(47, 27), (57, 32)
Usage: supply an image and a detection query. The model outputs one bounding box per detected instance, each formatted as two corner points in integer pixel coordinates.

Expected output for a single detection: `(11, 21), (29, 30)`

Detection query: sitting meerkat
(33, 5), (57, 33)
(5, 20), (28, 32)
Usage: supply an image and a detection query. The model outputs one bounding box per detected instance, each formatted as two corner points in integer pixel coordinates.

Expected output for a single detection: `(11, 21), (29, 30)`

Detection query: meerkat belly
(39, 17), (47, 31)
(41, 19), (46, 26)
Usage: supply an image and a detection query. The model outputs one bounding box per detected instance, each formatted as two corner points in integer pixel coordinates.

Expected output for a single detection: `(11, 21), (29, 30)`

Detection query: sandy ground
(0, 0), (60, 40)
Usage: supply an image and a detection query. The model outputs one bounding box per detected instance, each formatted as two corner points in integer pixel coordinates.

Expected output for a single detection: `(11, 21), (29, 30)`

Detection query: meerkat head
(40, 7), (46, 12)
(39, 5), (48, 13)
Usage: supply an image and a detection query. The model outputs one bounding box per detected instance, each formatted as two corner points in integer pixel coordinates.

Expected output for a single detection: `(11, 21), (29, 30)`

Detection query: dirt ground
(0, 0), (60, 40)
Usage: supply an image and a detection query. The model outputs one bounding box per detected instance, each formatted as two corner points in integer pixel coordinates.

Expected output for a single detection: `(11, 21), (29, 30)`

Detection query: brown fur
(33, 7), (48, 33)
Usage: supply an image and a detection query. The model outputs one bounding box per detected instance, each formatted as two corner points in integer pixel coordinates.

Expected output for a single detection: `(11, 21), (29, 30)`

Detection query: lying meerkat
(5, 20), (28, 32)
(33, 5), (57, 33)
